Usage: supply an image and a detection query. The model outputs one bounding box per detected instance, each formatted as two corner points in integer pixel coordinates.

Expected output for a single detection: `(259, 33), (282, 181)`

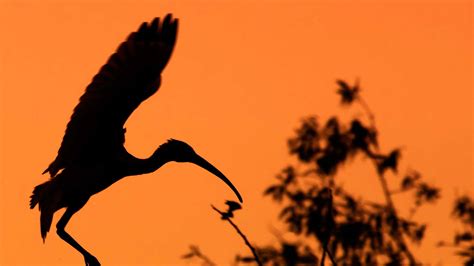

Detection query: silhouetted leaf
(288, 190), (306, 204)
(401, 221), (426, 244)
(236, 255), (256, 263)
(281, 166), (297, 185)
(337, 79), (360, 105)
(415, 183), (440, 206)
(455, 232), (473, 244)
(377, 149), (401, 174)
(264, 185), (285, 202)
(181, 252), (194, 259)
(226, 200), (241, 211)
(316, 154), (338, 175)
(288, 117), (320, 162)
(220, 200), (242, 219)
(453, 195), (474, 224)
(400, 172), (421, 191)
(349, 119), (378, 151)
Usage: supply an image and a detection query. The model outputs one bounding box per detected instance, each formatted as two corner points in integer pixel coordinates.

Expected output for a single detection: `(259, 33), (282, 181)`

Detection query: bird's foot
(84, 254), (101, 266)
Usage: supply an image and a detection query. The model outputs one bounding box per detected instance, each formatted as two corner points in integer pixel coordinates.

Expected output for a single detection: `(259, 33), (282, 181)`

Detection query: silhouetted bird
(30, 14), (243, 266)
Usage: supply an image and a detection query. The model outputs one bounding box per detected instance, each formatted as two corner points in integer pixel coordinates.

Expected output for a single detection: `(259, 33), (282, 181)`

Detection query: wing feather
(44, 14), (178, 177)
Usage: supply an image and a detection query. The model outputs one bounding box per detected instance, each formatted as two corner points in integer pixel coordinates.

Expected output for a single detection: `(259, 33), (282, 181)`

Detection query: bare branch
(211, 205), (263, 266)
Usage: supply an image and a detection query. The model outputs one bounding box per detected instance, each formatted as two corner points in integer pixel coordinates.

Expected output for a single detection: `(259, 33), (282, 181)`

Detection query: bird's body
(30, 14), (242, 266)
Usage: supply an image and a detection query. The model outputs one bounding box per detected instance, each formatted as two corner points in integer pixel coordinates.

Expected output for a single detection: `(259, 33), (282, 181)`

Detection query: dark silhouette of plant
(184, 79), (441, 265)
(245, 79), (440, 265)
(182, 201), (262, 265)
(438, 195), (474, 265)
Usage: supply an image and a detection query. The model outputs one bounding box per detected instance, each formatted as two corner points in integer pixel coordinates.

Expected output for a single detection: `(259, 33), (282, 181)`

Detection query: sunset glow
(0, 1), (472, 265)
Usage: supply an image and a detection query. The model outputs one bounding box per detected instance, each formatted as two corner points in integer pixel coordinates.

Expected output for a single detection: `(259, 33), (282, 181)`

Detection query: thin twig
(320, 244), (337, 266)
(319, 188), (337, 266)
(366, 139), (417, 264)
(211, 205), (263, 266)
(356, 96), (376, 129)
(360, 96), (417, 265)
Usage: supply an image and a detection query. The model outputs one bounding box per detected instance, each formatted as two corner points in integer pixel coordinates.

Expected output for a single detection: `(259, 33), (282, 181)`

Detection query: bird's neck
(126, 147), (170, 176)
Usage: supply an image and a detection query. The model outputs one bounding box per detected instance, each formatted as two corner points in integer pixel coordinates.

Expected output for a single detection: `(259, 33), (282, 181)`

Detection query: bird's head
(158, 139), (197, 162)
(157, 139), (243, 203)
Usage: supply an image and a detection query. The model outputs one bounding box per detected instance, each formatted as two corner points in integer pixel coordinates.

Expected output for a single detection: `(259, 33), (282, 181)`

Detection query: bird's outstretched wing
(44, 14), (179, 177)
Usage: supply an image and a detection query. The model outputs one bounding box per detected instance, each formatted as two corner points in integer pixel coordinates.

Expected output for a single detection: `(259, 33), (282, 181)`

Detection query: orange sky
(0, 1), (472, 265)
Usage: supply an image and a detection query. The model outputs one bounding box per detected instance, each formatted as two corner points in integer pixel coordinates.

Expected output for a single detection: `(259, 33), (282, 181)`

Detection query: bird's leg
(56, 200), (100, 266)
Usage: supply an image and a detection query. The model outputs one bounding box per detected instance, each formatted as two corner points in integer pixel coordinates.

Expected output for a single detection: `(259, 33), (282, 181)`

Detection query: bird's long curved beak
(192, 154), (243, 203)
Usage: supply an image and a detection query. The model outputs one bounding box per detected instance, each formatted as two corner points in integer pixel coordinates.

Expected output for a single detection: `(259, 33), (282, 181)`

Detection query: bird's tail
(30, 180), (60, 241)
(40, 207), (54, 242)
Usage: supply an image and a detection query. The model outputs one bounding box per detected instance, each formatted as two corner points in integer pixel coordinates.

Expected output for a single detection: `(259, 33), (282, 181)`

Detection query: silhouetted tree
(183, 80), (443, 265)
(238, 80), (440, 265)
